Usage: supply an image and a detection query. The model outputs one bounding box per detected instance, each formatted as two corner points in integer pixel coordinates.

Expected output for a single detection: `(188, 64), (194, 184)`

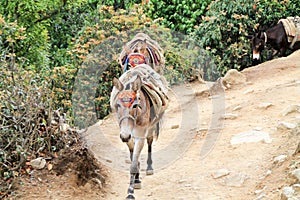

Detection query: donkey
(251, 18), (300, 64)
(111, 73), (162, 200)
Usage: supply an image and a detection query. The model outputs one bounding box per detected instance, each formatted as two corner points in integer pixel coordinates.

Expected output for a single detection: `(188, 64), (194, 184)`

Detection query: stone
(178, 179), (187, 184)
(244, 89), (254, 94)
(277, 122), (297, 130)
(223, 172), (247, 187)
(282, 105), (300, 116)
(212, 169), (231, 179)
(171, 125), (180, 129)
(293, 142), (300, 155)
(281, 186), (294, 200)
(230, 130), (271, 145)
(258, 102), (273, 109)
(222, 113), (239, 120)
(273, 155), (287, 164)
(222, 69), (247, 87)
(233, 105), (242, 111)
(30, 157), (46, 170)
(290, 169), (300, 183)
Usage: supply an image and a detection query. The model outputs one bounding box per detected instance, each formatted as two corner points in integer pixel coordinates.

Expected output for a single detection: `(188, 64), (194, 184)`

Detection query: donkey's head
(251, 31), (267, 61)
(122, 39), (150, 71)
(113, 75), (146, 142)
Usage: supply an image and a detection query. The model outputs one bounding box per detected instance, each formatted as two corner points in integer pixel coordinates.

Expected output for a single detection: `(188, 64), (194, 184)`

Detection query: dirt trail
(17, 51), (300, 200)
(83, 51), (300, 200)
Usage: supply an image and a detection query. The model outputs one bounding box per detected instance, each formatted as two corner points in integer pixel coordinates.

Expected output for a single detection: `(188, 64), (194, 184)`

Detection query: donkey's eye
(132, 104), (138, 108)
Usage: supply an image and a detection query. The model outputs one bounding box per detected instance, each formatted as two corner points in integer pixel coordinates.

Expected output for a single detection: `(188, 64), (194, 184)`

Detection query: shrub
(194, 0), (300, 75)
(144, 0), (212, 33)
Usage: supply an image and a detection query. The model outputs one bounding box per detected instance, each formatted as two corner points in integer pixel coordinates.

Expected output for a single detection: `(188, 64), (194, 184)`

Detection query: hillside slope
(18, 50), (300, 200)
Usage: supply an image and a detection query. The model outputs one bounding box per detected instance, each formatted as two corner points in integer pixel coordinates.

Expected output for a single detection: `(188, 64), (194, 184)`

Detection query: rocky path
(83, 51), (300, 200)
(17, 52), (300, 200)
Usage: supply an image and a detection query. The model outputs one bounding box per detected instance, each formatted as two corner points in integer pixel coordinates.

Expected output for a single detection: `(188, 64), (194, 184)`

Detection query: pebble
(258, 102), (273, 109)
(290, 169), (300, 182)
(222, 113), (239, 120)
(212, 169), (231, 179)
(30, 157), (46, 170)
(233, 105), (242, 111)
(273, 155), (287, 164)
(277, 122), (296, 130)
(223, 172), (247, 187)
(171, 125), (180, 129)
(281, 186), (294, 200)
(230, 130), (271, 145)
(282, 105), (300, 116)
(244, 89), (254, 94)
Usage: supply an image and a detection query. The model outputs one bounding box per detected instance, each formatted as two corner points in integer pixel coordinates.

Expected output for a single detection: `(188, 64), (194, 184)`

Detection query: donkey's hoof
(126, 194), (135, 200)
(146, 169), (154, 175)
(134, 179), (142, 189)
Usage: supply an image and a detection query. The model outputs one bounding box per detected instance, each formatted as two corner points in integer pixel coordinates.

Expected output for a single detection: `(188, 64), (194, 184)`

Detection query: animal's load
(279, 16), (300, 48)
(118, 33), (165, 74)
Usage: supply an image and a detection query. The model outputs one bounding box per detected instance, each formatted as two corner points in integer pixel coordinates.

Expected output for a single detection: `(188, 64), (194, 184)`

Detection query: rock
(178, 179), (187, 184)
(30, 157), (46, 170)
(230, 130), (271, 145)
(233, 105), (242, 111)
(254, 193), (266, 200)
(258, 102), (273, 109)
(222, 69), (247, 88)
(223, 172), (247, 187)
(282, 105), (300, 116)
(255, 186), (266, 195)
(277, 122), (297, 130)
(222, 113), (239, 120)
(273, 155), (287, 164)
(293, 142), (300, 155)
(254, 127), (263, 131)
(290, 169), (300, 183)
(212, 169), (231, 179)
(171, 125), (180, 129)
(281, 186), (294, 200)
(243, 89), (254, 94)
(293, 184), (300, 192)
(264, 169), (272, 177)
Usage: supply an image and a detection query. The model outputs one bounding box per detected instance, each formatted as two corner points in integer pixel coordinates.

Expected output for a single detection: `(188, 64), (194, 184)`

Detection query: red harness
(123, 53), (147, 71)
(118, 91), (136, 108)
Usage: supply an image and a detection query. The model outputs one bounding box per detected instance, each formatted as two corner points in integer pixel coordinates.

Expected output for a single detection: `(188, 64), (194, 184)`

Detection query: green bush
(144, 0), (212, 33)
(194, 0), (300, 75)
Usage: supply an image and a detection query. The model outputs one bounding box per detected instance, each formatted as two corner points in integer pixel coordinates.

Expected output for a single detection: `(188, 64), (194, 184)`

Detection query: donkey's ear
(257, 30), (264, 39)
(131, 75), (142, 92)
(113, 77), (124, 91)
(142, 39), (147, 49)
(124, 45), (132, 55)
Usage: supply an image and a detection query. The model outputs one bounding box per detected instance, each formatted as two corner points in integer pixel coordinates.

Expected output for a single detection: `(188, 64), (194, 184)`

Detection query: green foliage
(0, 0), (62, 69)
(144, 0), (212, 33)
(5, 0), (300, 196)
(194, 0), (300, 75)
(254, 0), (300, 29)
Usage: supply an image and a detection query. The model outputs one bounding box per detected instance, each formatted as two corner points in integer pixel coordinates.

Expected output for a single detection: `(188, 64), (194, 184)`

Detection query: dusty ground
(16, 50), (300, 200)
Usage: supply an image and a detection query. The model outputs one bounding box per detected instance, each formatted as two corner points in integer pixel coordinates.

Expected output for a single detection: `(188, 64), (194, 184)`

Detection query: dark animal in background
(250, 16), (300, 65)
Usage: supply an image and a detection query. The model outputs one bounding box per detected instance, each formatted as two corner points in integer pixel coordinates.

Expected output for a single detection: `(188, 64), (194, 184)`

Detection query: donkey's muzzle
(120, 134), (131, 143)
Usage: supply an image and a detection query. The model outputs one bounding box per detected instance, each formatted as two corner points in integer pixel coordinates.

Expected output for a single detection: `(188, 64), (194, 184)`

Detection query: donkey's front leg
(126, 138), (145, 200)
